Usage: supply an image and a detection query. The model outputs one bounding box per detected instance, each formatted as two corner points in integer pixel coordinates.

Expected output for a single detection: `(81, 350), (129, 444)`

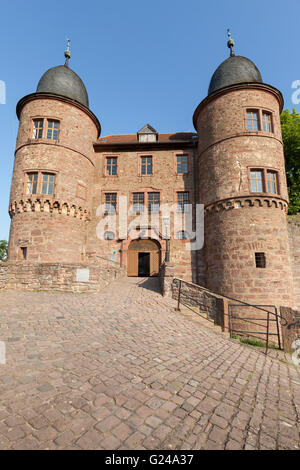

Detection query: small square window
(26, 173), (38, 195)
(176, 155), (188, 174)
(262, 112), (272, 132)
(33, 119), (44, 139)
(21, 247), (27, 260)
(250, 170), (264, 192)
(267, 171), (278, 194)
(177, 192), (189, 212)
(141, 156), (152, 175)
(106, 157), (118, 176)
(46, 120), (60, 140)
(246, 110), (259, 131)
(148, 192), (160, 213)
(105, 193), (117, 214)
(255, 252), (266, 268)
(132, 193), (145, 214)
(41, 174), (55, 195)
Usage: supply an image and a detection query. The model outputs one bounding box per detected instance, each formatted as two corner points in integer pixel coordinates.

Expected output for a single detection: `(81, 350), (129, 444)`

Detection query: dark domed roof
(208, 55), (262, 95)
(36, 65), (89, 108)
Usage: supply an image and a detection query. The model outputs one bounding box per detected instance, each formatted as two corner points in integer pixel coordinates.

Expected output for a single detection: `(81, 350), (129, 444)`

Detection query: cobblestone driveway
(0, 277), (299, 450)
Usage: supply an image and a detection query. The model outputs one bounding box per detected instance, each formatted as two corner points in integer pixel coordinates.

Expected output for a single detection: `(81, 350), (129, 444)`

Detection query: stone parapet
(0, 261), (125, 293)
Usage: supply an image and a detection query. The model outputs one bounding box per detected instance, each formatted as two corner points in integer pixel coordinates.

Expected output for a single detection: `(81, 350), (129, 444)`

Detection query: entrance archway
(127, 239), (161, 277)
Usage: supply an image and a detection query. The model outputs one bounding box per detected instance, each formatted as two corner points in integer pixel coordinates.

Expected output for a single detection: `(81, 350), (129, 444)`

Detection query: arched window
(104, 231), (115, 240)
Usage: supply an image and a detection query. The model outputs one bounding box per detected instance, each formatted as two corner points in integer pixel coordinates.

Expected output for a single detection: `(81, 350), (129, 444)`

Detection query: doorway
(138, 252), (150, 276)
(127, 239), (161, 277)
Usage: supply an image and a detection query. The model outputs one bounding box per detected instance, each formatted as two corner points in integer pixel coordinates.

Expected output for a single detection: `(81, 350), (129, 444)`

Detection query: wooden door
(150, 250), (160, 276)
(127, 250), (138, 276)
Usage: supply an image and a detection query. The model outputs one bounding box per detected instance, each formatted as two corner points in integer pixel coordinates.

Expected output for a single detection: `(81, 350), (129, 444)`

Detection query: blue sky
(0, 0), (299, 240)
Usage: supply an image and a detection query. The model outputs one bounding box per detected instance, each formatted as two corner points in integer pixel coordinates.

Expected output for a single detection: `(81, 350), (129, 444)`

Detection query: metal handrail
(173, 277), (287, 325)
(172, 278), (285, 354)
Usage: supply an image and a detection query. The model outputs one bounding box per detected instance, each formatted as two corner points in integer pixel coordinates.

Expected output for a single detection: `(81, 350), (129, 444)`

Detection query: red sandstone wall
(194, 84), (294, 309)
(87, 147), (200, 282)
(205, 205), (294, 308)
(288, 214), (300, 310)
(8, 97), (98, 263)
(195, 87), (288, 205)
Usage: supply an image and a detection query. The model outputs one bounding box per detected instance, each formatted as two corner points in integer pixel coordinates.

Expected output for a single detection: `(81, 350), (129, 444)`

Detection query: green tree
(280, 108), (300, 214)
(0, 240), (8, 262)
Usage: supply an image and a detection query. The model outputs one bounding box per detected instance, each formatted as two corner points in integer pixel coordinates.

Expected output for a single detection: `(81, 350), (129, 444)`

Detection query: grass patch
(232, 335), (279, 350)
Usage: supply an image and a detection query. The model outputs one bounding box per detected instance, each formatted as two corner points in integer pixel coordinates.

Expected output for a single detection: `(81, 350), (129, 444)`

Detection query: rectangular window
(250, 170), (264, 192)
(33, 119), (44, 139)
(46, 120), (60, 140)
(105, 193), (117, 214)
(246, 110), (259, 131)
(21, 247), (27, 260)
(41, 174), (55, 195)
(141, 156), (153, 175)
(177, 192), (189, 212)
(262, 112), (272, 132)
(148, 192), (160, 213)
(255, 252), (266, 268)
(267, 171), (278, 194)
(176, 155), (188, 174)
(106, 157), (118, 176)
(132, 193), (145, 213)
(26, 172), (38, 195)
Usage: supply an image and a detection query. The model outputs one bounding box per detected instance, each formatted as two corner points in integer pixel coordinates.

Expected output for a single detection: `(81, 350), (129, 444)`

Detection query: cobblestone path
(0, 277), (299, 450)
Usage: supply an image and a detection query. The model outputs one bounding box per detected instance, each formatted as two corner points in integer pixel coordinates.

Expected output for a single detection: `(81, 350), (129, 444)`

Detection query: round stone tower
(8, 44), (100, 263)
(193, 34), (295, 309)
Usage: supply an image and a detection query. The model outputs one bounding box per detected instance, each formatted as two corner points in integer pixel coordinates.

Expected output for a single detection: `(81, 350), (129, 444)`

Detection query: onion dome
(36, 39), (89, 108)
(208, 30), (262, 95)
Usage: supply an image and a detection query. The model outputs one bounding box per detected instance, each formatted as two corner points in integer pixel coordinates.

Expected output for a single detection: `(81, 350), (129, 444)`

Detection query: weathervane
(64, 38), (71, 66)
(227, 29), (235, 57)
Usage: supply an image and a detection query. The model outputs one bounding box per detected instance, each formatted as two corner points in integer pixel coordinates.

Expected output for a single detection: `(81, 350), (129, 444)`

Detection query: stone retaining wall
(0, 261), (125, 293)
(171, 278), (226, 329)
(287, 214), (300, 310)
(280, 306), (300, 352)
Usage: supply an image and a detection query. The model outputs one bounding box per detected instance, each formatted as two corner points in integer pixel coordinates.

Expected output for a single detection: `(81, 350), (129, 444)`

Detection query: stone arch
(127, 238), (161, 277)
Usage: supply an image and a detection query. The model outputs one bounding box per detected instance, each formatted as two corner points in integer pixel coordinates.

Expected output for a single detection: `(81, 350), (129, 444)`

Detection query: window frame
(246, 109), (260, 131)
(245, 108), (274, 134)
(26, 172), (39, 195)
(46, 119), (60, 141)
(176, 191), (190, 213)
(30, 117), (61, 141)
(41, 173), (56, 196)
(104, 192), (117, 214)
(132, 192), (145, 214)
(147, 192), (160, 213)
(104, 155), (119, 177)
(32, 119), (44, 140)
(248, 167), (280, 195)
(138, 154), (153, 176)
(23, 170), (58, 197)
(255, 252), (266, 269)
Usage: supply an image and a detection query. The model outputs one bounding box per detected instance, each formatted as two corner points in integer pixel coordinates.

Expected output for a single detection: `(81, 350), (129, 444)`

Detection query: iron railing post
(175, 280), (181, 311)
(265, 310), (270, 355)
(275, 307), (281, 350)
